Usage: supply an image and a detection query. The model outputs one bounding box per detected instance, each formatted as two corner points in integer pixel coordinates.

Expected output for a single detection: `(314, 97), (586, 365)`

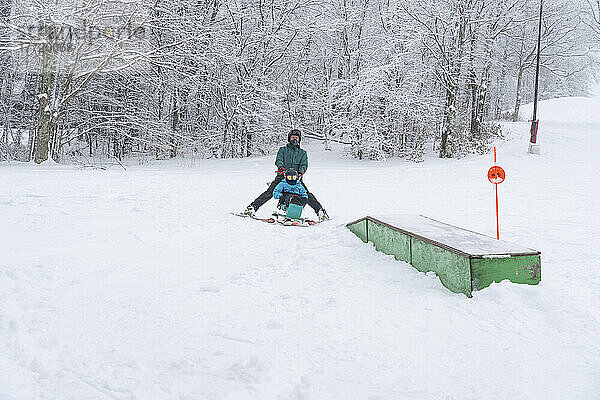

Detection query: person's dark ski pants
(250, 175), (322, 213)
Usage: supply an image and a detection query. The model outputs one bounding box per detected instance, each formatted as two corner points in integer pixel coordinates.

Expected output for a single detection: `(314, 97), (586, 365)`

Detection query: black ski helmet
(285, 169), (299, 185)
(288, 129), (301, 145)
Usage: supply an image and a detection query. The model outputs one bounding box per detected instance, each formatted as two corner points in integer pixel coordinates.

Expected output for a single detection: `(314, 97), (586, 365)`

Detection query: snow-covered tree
(4, 0), (153, 162)
(0, 0), (597, 163)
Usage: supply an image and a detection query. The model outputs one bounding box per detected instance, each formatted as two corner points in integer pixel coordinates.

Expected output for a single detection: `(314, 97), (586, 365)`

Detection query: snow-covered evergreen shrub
(445, 122), (504, 158)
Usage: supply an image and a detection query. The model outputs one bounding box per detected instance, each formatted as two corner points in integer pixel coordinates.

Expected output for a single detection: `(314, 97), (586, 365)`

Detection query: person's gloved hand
(276, 167), (286, 176)
(298, 170), (303, 180)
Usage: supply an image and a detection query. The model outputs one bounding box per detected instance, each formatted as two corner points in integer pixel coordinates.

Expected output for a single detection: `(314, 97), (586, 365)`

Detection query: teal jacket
(275, 144), (308, 174)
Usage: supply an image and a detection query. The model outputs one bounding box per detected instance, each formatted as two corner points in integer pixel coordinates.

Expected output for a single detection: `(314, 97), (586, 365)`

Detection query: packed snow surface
(2, 96), (599, 399)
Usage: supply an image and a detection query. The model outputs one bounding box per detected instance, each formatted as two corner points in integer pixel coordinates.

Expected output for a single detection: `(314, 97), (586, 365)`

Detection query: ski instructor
(243, 129), (329, 221)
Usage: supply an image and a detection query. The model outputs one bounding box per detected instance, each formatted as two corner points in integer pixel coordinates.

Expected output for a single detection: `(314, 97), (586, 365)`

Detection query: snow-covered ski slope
(1, 96), (599, 400)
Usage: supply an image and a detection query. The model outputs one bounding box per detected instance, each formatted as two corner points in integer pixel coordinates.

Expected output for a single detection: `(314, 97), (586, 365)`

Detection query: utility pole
(528, 0), (543, 155)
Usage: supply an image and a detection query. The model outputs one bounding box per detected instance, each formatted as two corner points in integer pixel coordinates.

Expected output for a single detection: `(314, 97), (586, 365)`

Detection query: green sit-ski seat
(286, 203), (303, 219)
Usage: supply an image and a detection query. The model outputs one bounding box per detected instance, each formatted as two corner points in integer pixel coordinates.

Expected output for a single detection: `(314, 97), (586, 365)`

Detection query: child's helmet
(285, 169), (299, 185)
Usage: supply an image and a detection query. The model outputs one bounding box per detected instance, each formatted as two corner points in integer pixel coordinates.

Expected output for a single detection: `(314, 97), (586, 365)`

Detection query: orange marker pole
(495, 183), (500, 239)
(495, 146), (499, 239)
(487, 146), (505, 240)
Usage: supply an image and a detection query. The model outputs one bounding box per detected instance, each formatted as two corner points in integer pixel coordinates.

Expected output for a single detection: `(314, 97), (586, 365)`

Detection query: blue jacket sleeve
(273, 182), (284, 199)
(299, 184), (308, 198)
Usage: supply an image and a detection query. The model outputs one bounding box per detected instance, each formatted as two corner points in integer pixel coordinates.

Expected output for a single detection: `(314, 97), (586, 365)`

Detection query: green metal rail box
(346, 215), (541, 297)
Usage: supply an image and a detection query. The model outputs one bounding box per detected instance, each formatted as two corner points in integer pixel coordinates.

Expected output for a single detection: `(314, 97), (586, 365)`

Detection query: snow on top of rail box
(367, 214), (539, 257)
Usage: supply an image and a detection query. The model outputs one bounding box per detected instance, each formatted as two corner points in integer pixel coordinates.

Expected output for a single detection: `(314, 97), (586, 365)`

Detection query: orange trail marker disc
(487, 165), (506, 184)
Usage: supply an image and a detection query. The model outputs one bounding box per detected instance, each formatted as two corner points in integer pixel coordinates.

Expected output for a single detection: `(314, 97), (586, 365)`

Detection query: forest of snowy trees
(0, 0), (598, 163)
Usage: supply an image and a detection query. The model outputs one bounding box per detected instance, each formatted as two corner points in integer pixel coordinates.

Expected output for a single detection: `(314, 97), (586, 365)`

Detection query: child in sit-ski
(273, 169), (308, 210)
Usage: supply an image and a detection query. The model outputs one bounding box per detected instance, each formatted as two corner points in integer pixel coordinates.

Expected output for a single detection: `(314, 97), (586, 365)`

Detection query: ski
(231, 211), (330, 227)
(271, 212), (326, 227)
(231, 212), (276, 224)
